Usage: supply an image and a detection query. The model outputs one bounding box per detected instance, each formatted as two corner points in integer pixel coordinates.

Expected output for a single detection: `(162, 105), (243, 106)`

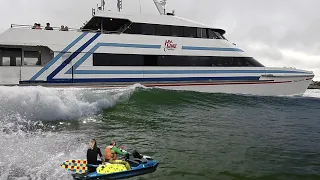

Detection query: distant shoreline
(308, 81), (320, 89)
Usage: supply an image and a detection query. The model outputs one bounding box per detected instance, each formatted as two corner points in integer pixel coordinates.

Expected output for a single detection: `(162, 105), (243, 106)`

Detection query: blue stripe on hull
(30, 32), (88, 81)
(48, 76), (260, 83)
(97, 43), (161, 49)
(72, 69), (311, 75)
(182, 46), (244, 52)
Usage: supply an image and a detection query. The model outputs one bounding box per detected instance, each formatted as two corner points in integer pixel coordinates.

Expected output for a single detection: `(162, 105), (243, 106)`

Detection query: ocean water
(0, 85), (319, 180)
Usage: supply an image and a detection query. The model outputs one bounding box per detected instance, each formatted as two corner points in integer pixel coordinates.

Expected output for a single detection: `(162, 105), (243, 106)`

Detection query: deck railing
(10, 24), (121, 34)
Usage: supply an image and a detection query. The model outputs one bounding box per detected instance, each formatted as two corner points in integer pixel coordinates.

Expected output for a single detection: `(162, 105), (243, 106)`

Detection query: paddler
(104, 140), (131, 170)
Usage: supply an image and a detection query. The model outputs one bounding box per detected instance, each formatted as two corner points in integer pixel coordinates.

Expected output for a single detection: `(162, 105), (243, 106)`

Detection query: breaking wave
(0, 84), (143, 121)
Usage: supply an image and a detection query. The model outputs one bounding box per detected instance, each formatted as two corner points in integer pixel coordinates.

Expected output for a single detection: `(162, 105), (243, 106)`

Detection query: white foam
(0, 84), (143, 121)
(0, 112), (89, 180)
(303, 89), (320, 98)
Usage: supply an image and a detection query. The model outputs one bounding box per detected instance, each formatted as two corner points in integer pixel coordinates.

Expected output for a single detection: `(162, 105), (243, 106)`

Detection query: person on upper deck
(45, 23), (53, 30)
(60, 25), (69, 31)
(32, 23), (37, 29)
(32, 23), (41, 30)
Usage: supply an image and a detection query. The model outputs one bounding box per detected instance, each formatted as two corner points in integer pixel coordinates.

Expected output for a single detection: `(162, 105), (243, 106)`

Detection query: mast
(102, 0), (105, 10)
(117, 0), (123, 12)
(153, 0), (167, 15)
(92, 0), (170, 15)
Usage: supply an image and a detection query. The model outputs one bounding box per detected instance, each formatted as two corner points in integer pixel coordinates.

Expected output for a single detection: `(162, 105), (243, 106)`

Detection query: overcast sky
(0, 0), (319, 80)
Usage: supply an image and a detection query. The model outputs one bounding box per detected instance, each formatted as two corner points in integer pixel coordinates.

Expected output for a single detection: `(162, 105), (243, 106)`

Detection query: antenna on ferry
(153, 0), (167, 15)
(102, 0), (105, 10)
(139, 0), (142, 13)
(117, 0), (123, 12)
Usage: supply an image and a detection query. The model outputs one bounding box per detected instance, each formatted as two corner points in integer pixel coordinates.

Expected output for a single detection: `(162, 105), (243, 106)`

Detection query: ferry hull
(3, 76), (312, 97)
(149, 77), (313, 96)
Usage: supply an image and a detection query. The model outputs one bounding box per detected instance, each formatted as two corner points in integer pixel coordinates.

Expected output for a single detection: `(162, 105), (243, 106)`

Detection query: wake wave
(303, 89), (320, 98)
(0, 84), (142, 122)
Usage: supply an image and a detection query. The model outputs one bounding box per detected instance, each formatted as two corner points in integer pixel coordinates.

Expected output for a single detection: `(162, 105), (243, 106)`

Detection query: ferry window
(198, 56), (212, 66)
(1, 57), (10, 66)
(208, 29), (219, 39)
(157, 55), (186, 66)
(141, 24), (156, 35)
(93, 53), (264, 67)
(186, 56), (199, 66)
(184, 27), (197, 38)
(8, 57), (22, 66)
(81, 17), (131, 33)
(202, 28), (207, 38)
(125, 23), (141, 34)
(103, 18), (131, 32)
(156, 25), (170, 36)
(171, 26), (184, 37)
(178, 56), (193, 66)
(225, 57), (235, 66)
(144, 55), (157, 66)
(24, 51), (41, 66)
(197, 28), (208, 38)
(214, 31), (224, 39)
(0, 48), (22, 66)
(196, 28), (202, 38)
(244, 57), (264, 67)
(24, 58), (41, 66)
(234, 57), (248, 67)
(93, 53), (144, 66)
(157, 55), (173, 66)
(212, 57), (234, 66)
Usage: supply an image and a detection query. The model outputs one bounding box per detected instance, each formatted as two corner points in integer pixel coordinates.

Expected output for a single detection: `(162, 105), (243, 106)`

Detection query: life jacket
(104, 145), (116, 161)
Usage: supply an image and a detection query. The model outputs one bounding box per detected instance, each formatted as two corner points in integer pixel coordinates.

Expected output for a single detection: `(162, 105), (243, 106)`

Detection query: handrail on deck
(10, 24), (121, 34)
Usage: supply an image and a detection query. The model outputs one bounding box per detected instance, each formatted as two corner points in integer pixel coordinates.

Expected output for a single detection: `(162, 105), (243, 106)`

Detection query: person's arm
(111, 147), (128, 156)
(86, 149), (89, 159)
(98, 148), (105, 163)
(98, 148), (102, 157)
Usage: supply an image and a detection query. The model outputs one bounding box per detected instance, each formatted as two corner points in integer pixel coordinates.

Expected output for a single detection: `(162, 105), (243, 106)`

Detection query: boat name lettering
(294, 79), (304, 82)
(164, 40), (177, 51)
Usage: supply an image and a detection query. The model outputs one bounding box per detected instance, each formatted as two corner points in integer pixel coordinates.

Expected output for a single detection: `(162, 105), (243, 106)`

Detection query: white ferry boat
(0, 0), (314, 96)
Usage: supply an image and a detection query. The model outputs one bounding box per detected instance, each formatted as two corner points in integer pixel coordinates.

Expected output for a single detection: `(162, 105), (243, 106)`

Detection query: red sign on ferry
(164, 40), (177, 51)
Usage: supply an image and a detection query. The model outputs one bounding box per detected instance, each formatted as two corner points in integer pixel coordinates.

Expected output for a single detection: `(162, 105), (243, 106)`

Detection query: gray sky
(0, 0), (319, 80)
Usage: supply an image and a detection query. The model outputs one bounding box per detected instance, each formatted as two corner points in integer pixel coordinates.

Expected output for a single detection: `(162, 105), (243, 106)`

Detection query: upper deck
(88, 11), (226, 35)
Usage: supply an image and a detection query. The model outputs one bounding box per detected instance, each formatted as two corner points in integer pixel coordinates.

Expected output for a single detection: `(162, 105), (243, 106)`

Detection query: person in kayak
(87, 139), (104, 166)
(104, 140), (131, 170)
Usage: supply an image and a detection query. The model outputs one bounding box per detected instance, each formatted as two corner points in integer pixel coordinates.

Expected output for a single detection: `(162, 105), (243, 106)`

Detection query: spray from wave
(0, 84), (143, 121)
(0, 110), (88, 180)
(0, 84), (145, 180)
